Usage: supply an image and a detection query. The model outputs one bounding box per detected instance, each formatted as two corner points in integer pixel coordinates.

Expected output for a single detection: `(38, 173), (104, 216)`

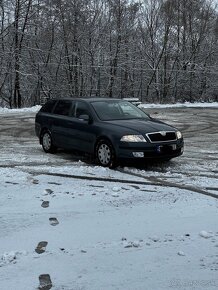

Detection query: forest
(0, 0), (218, 108)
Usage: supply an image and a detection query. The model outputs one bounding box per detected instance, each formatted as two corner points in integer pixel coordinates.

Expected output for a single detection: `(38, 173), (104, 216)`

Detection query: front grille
(147, 131), (176, 142)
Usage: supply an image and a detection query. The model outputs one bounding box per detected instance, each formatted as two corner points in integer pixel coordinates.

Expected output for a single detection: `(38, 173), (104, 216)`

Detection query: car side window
(40, 100), (56, 113)
(75, 102), (90, 118)
(53, 100), (72, 116)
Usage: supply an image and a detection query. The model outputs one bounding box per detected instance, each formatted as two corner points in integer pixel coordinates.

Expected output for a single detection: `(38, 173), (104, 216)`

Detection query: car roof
(49, 98), (122, 103)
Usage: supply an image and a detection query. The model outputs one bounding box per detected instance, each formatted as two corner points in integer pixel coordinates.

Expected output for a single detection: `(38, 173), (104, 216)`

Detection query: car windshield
(91, 100), (150, 121)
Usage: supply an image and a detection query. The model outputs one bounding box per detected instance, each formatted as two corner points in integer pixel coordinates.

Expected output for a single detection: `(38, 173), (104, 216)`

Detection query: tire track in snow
(27, 170), (218, 200)
(117, 168), (218, 200)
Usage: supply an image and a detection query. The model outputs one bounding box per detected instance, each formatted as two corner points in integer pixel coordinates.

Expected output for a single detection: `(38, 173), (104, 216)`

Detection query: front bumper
(116, 139), (184, 161)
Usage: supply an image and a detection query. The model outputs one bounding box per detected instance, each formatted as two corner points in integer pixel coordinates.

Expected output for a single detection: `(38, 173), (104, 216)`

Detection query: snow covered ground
(0, 101), (218, 115)
(0, 104), (218, 289)
(139, 102), (218, 109)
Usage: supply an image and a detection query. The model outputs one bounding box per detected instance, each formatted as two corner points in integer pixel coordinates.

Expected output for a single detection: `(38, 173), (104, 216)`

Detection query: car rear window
(53, 100), (72, 116)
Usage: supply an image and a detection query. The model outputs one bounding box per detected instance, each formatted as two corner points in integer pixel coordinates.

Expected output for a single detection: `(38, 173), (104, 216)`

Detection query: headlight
(176, 131), (182, 139)
(120, 135), (147, 142)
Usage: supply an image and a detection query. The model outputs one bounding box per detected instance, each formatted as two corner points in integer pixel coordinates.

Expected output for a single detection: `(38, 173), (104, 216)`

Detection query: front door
(71, 101), (96, 153)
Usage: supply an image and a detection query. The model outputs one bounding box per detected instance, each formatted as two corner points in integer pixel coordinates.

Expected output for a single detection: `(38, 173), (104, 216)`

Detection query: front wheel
(41, 131), (57, 153)
(96, 139), (117, 168)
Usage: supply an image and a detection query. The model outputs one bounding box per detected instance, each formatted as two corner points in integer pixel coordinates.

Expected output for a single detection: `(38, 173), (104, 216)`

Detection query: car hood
(105, 118), (176, 134)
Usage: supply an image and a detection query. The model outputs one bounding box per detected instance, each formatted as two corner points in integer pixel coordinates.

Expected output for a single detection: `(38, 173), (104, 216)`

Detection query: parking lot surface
(0, 106), (218, 290)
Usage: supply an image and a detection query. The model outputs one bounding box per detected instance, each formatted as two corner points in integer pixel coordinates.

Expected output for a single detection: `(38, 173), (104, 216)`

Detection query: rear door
(35, 100), (57, 138)
(52, 100), (76, 148)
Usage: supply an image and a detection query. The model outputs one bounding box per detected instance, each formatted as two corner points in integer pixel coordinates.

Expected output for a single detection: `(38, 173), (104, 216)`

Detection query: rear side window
(40, 100), (56, 113)
(53, 100), (72, 116)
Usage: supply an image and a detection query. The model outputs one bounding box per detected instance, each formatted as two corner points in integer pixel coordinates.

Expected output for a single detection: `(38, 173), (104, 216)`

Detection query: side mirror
(78, 114), (92, 123)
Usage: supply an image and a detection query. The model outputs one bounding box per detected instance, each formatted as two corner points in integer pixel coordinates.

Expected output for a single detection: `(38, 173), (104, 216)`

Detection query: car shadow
(55, 148), (178, 172)
(57, 149), (95, 165)
(119, 159), (177, 172)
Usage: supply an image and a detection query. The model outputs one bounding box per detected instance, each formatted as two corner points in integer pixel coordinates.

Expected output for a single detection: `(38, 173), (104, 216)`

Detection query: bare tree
(13, 0), (32, 108)
(0, 0), (218, 107)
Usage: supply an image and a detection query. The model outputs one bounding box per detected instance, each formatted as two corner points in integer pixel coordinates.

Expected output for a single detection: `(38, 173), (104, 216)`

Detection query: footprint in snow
(44, 189), (53, 195)
(35, 241), (48, 254)
(123, 240), (141, 248)
(32, 179), (39, 184)
(38, 274), (52, 290)
(49, 217), (59, 226)
(177, 251), (185, 256)
(41, 201), (49, 208)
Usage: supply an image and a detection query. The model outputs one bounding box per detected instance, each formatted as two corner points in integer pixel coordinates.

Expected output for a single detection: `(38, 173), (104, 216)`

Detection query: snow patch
(139, 102), (218, 109)
(0, 102), (217, 116)
(199, 230), (214, 239)
(177, 251), (186, 256)
(112, 186), (121, 192)
(0, 105), (41, 114)
(0, 251), (27, 266)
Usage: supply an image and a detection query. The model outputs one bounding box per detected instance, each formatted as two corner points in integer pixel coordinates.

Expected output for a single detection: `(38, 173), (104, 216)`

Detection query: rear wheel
(41, 131), (57, 153)
(96, 139), (117, 168)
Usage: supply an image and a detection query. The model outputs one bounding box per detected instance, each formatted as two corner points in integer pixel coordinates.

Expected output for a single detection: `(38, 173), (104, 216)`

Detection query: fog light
(133, 152), (144, 158)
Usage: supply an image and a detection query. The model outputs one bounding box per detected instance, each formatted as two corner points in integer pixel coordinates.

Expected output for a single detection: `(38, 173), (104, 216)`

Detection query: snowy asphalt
(1, 107), (218, 197)
(0, 107), (218, 290)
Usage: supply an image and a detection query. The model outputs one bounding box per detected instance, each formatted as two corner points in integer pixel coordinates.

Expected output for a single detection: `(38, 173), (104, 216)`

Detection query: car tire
(41, 130), (57, 153)
(96, 139), (117, 168)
